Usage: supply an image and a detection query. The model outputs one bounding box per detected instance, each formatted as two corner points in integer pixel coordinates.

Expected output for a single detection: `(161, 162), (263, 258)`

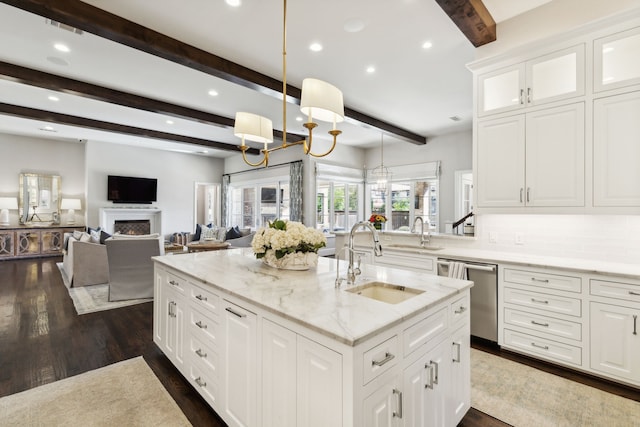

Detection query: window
(229, 180), (289, 229)
(316, 180), (361, 232)
(368, 179), (439, 231)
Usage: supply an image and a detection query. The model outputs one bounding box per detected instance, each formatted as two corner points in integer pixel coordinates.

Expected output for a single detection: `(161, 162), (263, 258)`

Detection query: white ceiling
(0, 0), (554, 157)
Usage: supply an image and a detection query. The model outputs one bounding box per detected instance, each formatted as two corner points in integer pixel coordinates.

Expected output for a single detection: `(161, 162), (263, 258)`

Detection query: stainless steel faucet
(335, 221), (383, 288)
(411, 217), (430, 247)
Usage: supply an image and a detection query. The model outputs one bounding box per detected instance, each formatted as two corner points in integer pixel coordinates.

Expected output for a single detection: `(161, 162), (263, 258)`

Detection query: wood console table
(0, 225), (84, 260)
(186, 241), (230, 253)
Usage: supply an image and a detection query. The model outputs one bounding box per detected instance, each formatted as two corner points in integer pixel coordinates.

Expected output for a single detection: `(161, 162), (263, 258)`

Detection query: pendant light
(369, 133), (392, 193)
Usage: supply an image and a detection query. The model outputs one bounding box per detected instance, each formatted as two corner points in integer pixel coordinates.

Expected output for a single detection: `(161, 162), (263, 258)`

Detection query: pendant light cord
(282, 0), (288, 146)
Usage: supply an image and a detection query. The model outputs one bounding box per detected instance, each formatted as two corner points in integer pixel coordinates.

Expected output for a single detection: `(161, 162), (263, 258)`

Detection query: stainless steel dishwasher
(437, 258), (498, 342)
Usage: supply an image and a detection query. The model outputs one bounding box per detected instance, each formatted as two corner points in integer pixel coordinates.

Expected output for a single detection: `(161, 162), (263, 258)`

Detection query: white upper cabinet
(593, 91), (640, 207)
(594, 26), (640, 93)
(478, 45), (585, 117)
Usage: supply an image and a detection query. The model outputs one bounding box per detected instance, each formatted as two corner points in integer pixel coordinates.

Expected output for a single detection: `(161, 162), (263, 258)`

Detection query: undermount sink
(345, 282), (424, 304)
(387, 243), (445, 251)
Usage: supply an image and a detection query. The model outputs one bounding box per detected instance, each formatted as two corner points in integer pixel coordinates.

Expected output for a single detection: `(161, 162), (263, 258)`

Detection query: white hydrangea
(251, 220), (326, 259)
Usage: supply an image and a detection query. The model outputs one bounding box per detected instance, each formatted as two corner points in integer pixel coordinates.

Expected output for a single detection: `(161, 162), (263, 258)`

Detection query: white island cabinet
(153, 248), (472, 427)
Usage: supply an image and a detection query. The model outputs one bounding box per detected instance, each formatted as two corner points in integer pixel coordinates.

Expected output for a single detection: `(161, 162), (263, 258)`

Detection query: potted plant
(368, 214), (387, 230)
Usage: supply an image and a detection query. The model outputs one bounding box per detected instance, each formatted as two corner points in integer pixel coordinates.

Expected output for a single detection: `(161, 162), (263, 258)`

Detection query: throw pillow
(225, 225), (242, 240)
(79, 232), (92, 243)
(99, 230), (111, 244)
(216, 227), (227, 242)
(89, 228), (101, 244)
(73, 230), (83, 240)
(200, 226), (218, 241)
(193, 223), (213, 241)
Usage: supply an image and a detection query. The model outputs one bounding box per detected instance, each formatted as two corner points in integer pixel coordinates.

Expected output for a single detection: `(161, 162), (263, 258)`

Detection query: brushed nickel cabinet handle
(195, 320), (207, 329)
(531, 342), (549, 350)
(454, 306), (467, 314)
(520, 89), (525, 105)
(531, 298), (549, 304)
(169, 280), (179, 287)
(634, 315), (637, 336)
(392, 389), (403, 419)
(424, 363), (434, 389)
(195, 349), (207, 358)
(195, 377), (206, 387)
(527, 87), (532, 103)
(629, 291), (640, 296)
(225, 307), (246, 318)
(531, 320), (550, 327)
(452, 342), (461, 363)
(371, 352), (395, 367)
(526, 187), (530, 203)
(430, 360), (439, 385)
(531, 277), (550, 283)
(195, 294), (208, 301)
(520, 188), (524, 203)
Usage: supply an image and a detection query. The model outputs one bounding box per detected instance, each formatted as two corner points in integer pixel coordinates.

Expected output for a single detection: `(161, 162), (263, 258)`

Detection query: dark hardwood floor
(1, 258), (637, 426)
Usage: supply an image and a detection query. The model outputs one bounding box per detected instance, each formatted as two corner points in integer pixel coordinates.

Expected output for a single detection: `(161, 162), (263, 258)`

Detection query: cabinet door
(163, 285), (186, 371)
(363, 376), (401, 427)
(476, 115), (526, 207)
(525, 103), (585, 207)
(594, 26), (640, 93)
(590, 302), (640, 382)
(262, 319), (297, 427)
(16, 231), (40, 256)
(297, 336), (342, 427)
(448, 324), (471, 426)
(0, 231), (14, 258)
(153, 267), (166, 347)
(223, 300), (257, 427)
(526, 45), (585, 106)
(478, 63), (525, 116)
(593, 91), (640, 207)
(41, 229), (63, 254)
(403, 340), (449, 427)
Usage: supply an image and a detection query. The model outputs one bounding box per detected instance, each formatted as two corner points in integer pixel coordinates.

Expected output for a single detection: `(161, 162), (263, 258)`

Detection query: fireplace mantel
(99, 208), (161, 235)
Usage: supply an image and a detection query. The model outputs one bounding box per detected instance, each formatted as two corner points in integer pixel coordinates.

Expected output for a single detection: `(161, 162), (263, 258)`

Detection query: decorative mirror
(19, 173), (61, 224)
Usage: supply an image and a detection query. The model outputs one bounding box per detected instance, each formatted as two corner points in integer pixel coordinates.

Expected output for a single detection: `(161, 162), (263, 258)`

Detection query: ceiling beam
(435, 0), (496, 47)
(0, 102), (261, 154)
(1, 0), (427, 145)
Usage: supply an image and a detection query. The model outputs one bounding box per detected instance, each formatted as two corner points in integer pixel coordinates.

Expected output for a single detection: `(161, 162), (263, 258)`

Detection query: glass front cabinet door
(0, 231), (15, 258)
(16, 230), (41, 257)
(594, 26), (640, 93)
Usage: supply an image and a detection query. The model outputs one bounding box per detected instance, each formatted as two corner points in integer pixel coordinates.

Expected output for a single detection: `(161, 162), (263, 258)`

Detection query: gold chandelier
(233, 0), (345, 167)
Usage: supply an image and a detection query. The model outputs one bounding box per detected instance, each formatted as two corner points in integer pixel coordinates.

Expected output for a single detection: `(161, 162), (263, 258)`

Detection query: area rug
(0, 356), (191, 427)
(57, 263), (152, 315)
(471, 348), (640, 427)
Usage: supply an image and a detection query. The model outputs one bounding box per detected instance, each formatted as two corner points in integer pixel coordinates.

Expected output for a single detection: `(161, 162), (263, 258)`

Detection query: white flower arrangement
(251, 219), (326, 262)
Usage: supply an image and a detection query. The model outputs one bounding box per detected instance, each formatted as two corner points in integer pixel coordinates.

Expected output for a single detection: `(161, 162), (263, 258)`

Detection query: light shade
(61, 198), (82, 210)
(300, 78), (345, 123)
(0, 197), (18, 210)
(234, 112), (274, 144)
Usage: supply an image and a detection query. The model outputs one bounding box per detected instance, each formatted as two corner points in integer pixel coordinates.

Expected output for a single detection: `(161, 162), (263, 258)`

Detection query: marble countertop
(372, 245), (640, 279)
(153, 248), (472, 347)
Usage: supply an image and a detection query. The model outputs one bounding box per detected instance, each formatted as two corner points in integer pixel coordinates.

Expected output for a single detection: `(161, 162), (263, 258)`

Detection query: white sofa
(62, 236), (109, 287)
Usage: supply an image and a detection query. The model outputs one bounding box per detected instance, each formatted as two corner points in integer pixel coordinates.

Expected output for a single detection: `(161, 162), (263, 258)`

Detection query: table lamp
(60, 198), (82, 225)
(0, 197), (18, 226)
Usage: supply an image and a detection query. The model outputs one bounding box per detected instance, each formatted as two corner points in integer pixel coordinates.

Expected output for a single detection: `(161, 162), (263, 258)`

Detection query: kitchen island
(153, 248), (473, 427)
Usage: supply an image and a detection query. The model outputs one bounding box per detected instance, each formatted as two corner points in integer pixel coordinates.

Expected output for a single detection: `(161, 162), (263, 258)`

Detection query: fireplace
(114, 219), (151, 235)
(100, 208), (161, 235)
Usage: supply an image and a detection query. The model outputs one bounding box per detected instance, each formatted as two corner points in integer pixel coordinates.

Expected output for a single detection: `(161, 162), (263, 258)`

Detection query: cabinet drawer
(504, 287), (581, 317)
(504, 268), (581, 293)
(188, 305), (219, 345)
(504, 308), (582, 341)
(166, 271), (189, 295)
(188, 360), (220, 409)
(503, 329), (582, 366)
(362, 335), (399, 385)
(376, 252), (435, 273)
(403, 307), (447, 357)
(189, 334), (219, 381)
(450, 293), (470, 326)
(590, 279), (640, 304)
(189, 283), (220, 314)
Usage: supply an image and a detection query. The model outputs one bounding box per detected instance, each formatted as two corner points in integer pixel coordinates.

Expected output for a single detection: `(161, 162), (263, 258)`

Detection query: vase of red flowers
(368, 214), (387, 230)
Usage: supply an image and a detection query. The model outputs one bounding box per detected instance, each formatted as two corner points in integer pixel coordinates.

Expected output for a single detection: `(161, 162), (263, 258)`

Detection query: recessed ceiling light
(208, 89), (219, 97)
(343, 18), (365, 33)
(309, 43), (323, 52)
(40, 125), (57, 132)
(166, 120), (174, 125)
(226, 0), (241, 7)
(366, 66), (376, 74)
(48, 95), (59, 101)
(53, 43), (70, 52)
(422, 41), (433, 49)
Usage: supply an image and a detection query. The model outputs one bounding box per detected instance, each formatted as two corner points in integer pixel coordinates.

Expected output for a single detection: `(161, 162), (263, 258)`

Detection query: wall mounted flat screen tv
(107, 175), (157, 204)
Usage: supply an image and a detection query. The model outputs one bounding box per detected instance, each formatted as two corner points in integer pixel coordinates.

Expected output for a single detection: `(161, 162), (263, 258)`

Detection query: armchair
(105, 237), (163, 301)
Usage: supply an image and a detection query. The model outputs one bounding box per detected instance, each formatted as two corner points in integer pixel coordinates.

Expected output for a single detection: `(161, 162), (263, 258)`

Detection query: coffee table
(186, 241), (231, 253)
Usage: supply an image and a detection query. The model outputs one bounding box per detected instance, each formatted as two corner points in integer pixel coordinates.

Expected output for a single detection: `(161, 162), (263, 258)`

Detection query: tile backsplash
(466, 215), (640, 264)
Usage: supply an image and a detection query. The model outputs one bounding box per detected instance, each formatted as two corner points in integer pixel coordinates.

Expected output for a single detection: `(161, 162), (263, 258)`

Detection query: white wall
(0, 133), (85, 226)
(85, 141), (224, 235)
(476, 0), (640, 60)
(363, 130), (472, 233)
